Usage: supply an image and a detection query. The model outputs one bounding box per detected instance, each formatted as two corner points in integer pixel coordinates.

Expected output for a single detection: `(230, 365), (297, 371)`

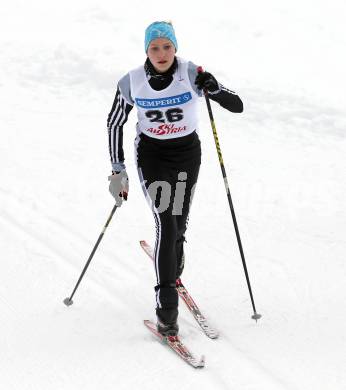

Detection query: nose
(157, 48), (166, 57)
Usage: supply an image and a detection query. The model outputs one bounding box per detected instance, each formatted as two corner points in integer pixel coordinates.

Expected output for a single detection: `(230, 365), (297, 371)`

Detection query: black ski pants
(136, 132), (201, 312)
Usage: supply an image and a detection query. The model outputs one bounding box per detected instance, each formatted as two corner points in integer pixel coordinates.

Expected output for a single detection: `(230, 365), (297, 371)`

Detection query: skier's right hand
(108, 170), (129, 207)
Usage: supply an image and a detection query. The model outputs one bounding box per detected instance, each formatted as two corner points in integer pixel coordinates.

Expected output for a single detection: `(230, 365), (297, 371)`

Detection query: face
(147, 38), (176, 73)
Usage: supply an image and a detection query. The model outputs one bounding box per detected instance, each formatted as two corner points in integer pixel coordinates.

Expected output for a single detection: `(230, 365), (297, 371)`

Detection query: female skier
(107, 21), (243, 336)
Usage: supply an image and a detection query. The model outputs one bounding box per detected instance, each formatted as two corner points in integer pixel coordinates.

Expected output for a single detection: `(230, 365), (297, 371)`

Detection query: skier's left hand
(195, 71), (220, 93)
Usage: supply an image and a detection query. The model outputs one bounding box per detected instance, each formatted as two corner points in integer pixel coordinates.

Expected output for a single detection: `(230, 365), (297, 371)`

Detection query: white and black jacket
(107, 57), (243, 172)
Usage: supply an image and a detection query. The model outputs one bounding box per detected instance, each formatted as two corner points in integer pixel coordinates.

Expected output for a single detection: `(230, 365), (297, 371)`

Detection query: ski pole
(197, 67), (261, 321)
(63, 204), (118, 306)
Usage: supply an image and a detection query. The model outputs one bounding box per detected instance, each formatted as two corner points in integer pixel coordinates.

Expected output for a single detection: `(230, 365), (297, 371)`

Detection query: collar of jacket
(144, 57), (178, 80)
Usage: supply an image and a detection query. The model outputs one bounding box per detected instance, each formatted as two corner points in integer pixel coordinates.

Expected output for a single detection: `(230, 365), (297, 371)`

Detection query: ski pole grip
(197, 66), (207, 95)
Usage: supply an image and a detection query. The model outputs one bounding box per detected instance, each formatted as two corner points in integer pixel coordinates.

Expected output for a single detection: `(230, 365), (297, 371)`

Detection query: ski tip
(208, 331), (219, 339)
(194, 355), (206, 368)
(200, 355), (206, 367)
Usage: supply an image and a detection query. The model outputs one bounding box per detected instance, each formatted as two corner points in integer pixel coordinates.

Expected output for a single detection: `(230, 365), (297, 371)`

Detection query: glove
(108, 170), (129, 207)
(195, 71), (220, 93)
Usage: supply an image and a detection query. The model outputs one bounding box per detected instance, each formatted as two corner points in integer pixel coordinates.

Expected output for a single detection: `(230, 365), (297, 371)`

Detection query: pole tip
(63, 297), (73, 306)
(252, 313), (262, 322)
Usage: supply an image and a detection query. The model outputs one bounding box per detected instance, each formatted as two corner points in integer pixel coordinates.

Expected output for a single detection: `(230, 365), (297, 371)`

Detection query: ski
(144, 320), (205, 368)
(140, 240), (219, 339)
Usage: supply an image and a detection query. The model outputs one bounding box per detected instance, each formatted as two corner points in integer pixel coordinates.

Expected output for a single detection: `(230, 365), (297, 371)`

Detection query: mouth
(158, 60), (167, 65)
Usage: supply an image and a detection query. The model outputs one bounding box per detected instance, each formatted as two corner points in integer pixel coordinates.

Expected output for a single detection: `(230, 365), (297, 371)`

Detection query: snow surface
(1, 0), (346, 389)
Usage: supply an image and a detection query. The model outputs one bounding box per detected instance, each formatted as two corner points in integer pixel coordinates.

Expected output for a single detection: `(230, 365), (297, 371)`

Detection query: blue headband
(145, 21), (178, 52)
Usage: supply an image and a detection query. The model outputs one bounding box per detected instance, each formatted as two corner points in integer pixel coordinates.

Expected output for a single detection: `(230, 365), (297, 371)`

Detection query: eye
(164, 45), (172, 50)
(150, 47), (159, 52)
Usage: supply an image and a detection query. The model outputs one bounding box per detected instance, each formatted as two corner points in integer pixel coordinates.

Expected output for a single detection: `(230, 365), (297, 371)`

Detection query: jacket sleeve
(208, 84), (243, 113)
(187, 61), (243, 113)
(107, 74), (134, 172)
